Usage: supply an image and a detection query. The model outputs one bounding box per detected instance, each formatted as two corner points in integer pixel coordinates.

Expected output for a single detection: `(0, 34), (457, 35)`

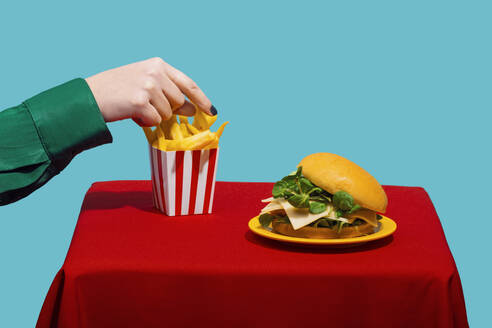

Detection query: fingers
(134, 57), (216, 129)
(162, 63), (215, 116)
(134, 103), (161, 127)
(174, 100), (197, 116)
(144, 80), (173, 120)
(155, 74), (186, 111)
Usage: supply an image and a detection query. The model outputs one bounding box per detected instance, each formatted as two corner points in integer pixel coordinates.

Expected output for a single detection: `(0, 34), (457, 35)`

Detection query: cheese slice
(276, 199), (333, 230)
(346, 208), (379, 227)
(260, 197), (368, 230)
(260, 200), (284, 214)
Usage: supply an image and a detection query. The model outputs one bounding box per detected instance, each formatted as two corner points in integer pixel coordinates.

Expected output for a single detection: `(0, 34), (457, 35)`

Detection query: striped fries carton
(149, 145), (219, 216)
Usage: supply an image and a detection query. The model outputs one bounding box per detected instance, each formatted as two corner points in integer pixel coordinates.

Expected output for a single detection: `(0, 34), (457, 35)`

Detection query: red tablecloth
(36, 181), (468, 328)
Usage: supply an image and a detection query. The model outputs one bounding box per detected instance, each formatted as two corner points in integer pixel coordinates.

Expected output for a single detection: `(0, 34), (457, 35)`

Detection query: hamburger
(259, 153), (388, 239)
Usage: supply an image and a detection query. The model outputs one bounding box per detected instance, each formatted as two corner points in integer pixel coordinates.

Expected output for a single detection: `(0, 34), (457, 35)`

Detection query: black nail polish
(210, 105), (218, 116)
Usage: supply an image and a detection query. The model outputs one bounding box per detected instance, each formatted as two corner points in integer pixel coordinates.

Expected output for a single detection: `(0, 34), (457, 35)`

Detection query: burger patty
(267, 210), (369, 228)
(272, 220), (378, 239)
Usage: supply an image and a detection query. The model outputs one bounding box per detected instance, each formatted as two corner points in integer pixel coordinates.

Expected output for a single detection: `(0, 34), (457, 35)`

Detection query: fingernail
(210, 105), (218, 116)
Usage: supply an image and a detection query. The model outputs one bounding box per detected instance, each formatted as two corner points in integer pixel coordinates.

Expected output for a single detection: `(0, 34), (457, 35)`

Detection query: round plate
(248, 215), (397, 246)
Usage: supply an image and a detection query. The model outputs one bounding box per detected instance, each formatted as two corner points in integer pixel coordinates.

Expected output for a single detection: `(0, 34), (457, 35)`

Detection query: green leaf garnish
(319, 193), (332, 202)
(281, 175), (298, 186)
(272, 180), (288, 198)
(309, 196), (327, 203)
(271, 166), (344, 215)
(309, 201), (327, 214)
(333, 191), (355, 211)
(299, 177), (315, 193)
(287, 193), (310, 208)
(259, 213), (274, 228)
(295, 166), (303, 178)
(308, 187), (323, 195)
(332, 191), (363, 218)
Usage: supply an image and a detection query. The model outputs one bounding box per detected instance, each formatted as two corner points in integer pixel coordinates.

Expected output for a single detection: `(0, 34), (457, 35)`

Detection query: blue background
(0, 0), (490, 326)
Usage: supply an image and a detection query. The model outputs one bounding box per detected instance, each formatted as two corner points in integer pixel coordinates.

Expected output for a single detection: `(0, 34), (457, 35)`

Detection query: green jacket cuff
(23, 78), (112, 172)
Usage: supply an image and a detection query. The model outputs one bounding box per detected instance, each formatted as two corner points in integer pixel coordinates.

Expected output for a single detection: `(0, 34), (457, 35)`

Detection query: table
(36, 181), (468, 328)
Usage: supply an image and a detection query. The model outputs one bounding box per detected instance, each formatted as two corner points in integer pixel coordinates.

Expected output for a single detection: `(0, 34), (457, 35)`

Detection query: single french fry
(178, 116), (192, 137)
(204, 134), (219, 149)
(160, 115), (176, 139)
(154, 126), (167, 151)
(203, 121), (228, 149)
(142, 127), (156, 144)
(192, 113), (205, 131)
(180, 122), (190, 137)
(203, 112), (218, 129)
(186, 123), (200, 135)
(165, 130), (215, 151)
(214, 121), (229, 138)
(169, 117), (183, 140)
(184, 130), (215, 150)
(192, 109), (217, 131)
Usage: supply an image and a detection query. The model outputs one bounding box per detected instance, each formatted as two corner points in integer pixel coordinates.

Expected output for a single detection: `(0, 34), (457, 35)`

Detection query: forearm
(0, 78), (112, 205)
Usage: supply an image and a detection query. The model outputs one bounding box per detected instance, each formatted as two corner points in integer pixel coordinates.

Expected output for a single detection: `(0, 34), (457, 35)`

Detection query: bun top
(298, 153), (387, 213)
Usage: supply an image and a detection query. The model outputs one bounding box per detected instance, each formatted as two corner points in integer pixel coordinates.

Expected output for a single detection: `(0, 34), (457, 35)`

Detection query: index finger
(163, 63), (215, 116)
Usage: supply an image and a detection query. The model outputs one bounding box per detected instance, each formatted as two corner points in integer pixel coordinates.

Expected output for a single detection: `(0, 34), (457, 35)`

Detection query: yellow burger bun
(298, 153), (387, 213)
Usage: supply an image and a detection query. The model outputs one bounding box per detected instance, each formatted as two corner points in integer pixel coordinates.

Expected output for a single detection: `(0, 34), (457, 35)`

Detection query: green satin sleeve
(0, 78), (112, 205)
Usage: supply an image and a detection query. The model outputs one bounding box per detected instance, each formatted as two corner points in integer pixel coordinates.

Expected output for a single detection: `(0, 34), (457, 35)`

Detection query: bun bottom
(272, 221), (378, 239)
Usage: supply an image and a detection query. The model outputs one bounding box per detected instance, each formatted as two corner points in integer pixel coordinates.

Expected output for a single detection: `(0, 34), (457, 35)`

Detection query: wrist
(85, 76), (109, 122)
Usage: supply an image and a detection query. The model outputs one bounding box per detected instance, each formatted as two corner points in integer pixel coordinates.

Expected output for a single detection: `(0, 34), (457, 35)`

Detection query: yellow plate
(248, 215), (397, 246)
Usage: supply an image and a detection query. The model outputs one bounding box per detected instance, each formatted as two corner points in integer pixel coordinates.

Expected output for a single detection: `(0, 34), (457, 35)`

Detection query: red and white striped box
(149, 145), (219, 216)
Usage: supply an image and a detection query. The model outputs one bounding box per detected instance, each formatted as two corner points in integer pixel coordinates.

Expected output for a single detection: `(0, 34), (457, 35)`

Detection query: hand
(85, 57), (216, 127)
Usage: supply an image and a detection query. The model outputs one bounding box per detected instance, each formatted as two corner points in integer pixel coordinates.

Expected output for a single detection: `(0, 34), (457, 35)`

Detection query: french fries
(193, 110), (217, 131)
(142, 127), (156, 144)
(142, 110), (228, 151)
